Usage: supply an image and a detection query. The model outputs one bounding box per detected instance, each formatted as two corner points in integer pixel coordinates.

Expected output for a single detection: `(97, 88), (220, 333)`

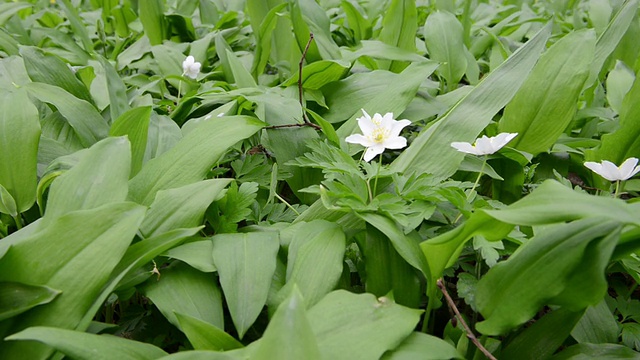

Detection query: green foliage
(1, 0), (640, 358)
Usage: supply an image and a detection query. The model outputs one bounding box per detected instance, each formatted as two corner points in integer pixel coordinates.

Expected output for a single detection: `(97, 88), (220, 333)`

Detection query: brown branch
(299, 33), (314, 125)
(437, 279), (497, 360)
(265, 122), (321, 130)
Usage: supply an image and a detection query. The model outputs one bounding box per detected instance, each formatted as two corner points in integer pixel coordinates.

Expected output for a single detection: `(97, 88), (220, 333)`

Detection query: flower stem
(468, 157), (487, 201)
(275, 193), (300, 216)
(614, 180), (621, 199)
(372, 154), (382, 199)
(12, 215), (22, 230)
(177, 79), (182, 102)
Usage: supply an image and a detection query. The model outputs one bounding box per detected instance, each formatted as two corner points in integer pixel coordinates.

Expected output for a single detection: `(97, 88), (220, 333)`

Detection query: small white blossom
(182, 55), (201, 79)
(451, 133), (518, 156)
(584, 158), (640, 181)
(345, 109), (411, 162)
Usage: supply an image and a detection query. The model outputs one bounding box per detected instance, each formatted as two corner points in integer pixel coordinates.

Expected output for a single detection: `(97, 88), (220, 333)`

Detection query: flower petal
(618, 157), (639, 180)
(585, 161), (616, 181)
(356, 112), (376, 135)
(601, 160), (621, 181)
(346, 134), (373, 147)
(451, 142), (479, 155)
(382, 135), (407, 149)
(363, 145), (384, 162)
(389, 119), (412, 137)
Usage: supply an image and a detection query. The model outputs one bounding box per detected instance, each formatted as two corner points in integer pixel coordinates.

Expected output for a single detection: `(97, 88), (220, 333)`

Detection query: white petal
(356, 115), (376, 135)
(383, 135), (407, 149)
(390, 119), (412, 137)
(618, 157), (639, 180)
(474, 136), (495, 155)
(346, 134), (371, 147)
(585, 161), (616, 181)
(601, 160), (621, 181)
(183, 56), (195, 68)
(492, 133), (518, 149)
(371, 112), (385, 125)
(364, 145), (384, 162)
(451, 142), (480, 155)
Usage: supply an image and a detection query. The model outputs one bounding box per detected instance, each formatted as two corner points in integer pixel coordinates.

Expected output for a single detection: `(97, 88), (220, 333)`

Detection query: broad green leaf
(290, 0), (322, 63)
(251, 2), (288, 79)
(57, 0), (93, 53)
(225, 48), (257, 88)
(0, 89), (40, 213)
(279, 220), (345, 307)
(175, 312), (243, 351)
(97, 56), (130, 122)
(6, 327), (167, 360)
(255, 287), (321, 360)
(381, 332), (463, 360)
(283, 60), (350, 90)
(20, 46), (94, 105)
(163, 239), (216, 273)
(391, 24), (551, 179)
(550, 343), (640, 360)
(0, 3), (31, 26)
(424, 11), (467, 90)
(571, 299), (619, 344)
(605, 60), (635, 114)
(25, 82), (109, 147)
(336, 61), (439, 141)
(476, 218), (621, 335)
(622, 323), (640, 351)
(378, 0), (417, 73)
(586, 0), (639, 87)
(144, 112), (182, 163)
(157, 351), (243, 360)
(109, 106), (151, 177)
(341, 0), (371, 43)
(211, 232), (280, 339)
(43, 137), (131, 227)
(307, 290), (422, 359)
(360, 222), (420, 306)
(358, 213), (430, 279)
(501, 308), (585, 360)
(81, 228), (201, 331)
(0, 282), (60, 322)
(294, 0), (341, 60)
(143, 262), (224, 330)
(0, 184), (17, 217)
(589, 72), (640, 164)
(0, 202), (145, 359)
(128, 116), (264, 205)
(499, 29), (596, 155)
(139, 0), (168, 45)
(342, 40), (427, 63)
(140, 179), (230, 238)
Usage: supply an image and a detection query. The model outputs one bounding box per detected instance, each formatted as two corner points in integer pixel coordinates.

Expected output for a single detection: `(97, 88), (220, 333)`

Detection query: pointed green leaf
(255, 287), (321, 360)
(97, 56), (130, 122)
(0, 282), (60, 322)
(25, 82), (109, 147)
(499, 29), (596, 155)
(424, 11), (467, 89)
(0, 202), (145, 359)
(109, 106), (151, 177)
(307, 290), (422, 359)
(225, 48), (257, 88)
(140, 179), (230, 238)
(43, 137), (131, 227)
(283, 60), (350, 90)
(6, 327), (167, 360)
(139, 0), (168, 45)
(551, 343), (640, 360)
(128, 116), (264, 205)
(211, 231), (280, 339)
(381, 332), (463, 360)
(175, 312), (243, 351)
(163, 239), (216, 273)
(143, 262), (224, 330)
(0, 89), (39, 213)
(378, 0), (417, 73)
(571, 299), (619, 344)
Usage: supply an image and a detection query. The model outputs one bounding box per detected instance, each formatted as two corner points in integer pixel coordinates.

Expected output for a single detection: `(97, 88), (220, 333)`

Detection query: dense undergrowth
(1, 0), (640, 359)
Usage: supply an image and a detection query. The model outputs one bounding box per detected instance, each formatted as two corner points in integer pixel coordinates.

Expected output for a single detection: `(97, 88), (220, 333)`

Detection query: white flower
(182, 56), (201, 79)
(345, 109), (411, 162)
(451, 133), (518, 156)
(584, 158), (640, 181)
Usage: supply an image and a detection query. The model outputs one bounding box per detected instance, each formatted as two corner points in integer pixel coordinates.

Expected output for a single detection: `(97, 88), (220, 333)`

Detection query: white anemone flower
(182, 56), (201, 79)
(584, 158), (640, 181)
(345, 109), (411, 162)
(451, 133), (518, 156)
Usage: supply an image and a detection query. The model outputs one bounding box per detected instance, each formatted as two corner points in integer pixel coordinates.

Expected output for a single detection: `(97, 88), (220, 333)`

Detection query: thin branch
(299, 33), (314, 125)
(265, 122), (321, 130)
(437, 279), (497, 360)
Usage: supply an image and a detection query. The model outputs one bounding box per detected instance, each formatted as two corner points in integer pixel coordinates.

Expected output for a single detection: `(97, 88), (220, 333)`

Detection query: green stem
(421, 287), (435, 333)
(372, 154), (382, 199)
(274, 193), (300, 216)
(614, 180), (621, 198)
(12, 215), (22, 230)
(468, 157), (487, 201)
(177, 79), (183, 102)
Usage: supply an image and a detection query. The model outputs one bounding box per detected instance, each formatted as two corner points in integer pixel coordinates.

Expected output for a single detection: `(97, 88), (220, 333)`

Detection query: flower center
(370, 127), (389, 143)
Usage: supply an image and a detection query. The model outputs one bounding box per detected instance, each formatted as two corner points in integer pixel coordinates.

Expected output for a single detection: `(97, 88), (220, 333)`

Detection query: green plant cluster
(1, 0), (640, 359)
